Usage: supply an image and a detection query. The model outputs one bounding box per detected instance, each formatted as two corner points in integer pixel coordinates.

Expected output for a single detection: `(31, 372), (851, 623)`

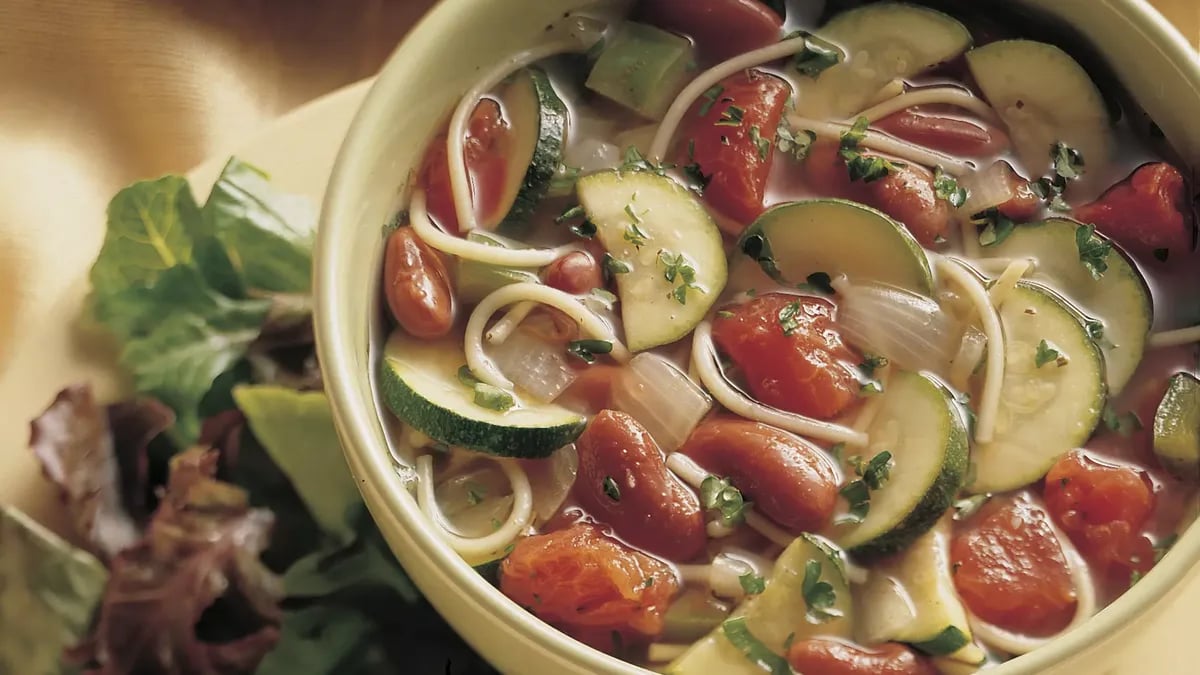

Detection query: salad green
(2, 160), (494, 674)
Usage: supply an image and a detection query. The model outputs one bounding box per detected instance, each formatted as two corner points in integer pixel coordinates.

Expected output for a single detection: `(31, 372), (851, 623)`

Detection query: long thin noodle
(447, 39), (583, 233)
(1149, 325), (1200, 348)
(987, 258), (1034, 309)
(852, 86), (1003, 126)
(485, 301), (537, 344)
(690, 321), (870, 447)
(936, 257), (1005, 443)
(788, 116), (975, 175)
(410, 189), (574, 267)
(648, 35), (810, 162)
(466, 282), (629, 390)
(415, 454), (534, 560)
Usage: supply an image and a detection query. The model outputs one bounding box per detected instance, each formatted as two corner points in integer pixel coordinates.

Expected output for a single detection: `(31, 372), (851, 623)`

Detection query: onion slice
(833, 277), (958, 375)
(936, 257), (1005, 443)
(489, 329), (578, 403)
(415, 454), (534, 563)
(612, 353), (712, 452)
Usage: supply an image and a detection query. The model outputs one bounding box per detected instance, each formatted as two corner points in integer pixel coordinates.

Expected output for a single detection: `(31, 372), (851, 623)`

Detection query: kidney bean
(787, 639), (938, 675)
(681, 418), (839, 533)
(574, 410), (706, 560)
(382, 226), (455, 338)
(874, 111), (1010, 158)
(542, 251), (603, 295)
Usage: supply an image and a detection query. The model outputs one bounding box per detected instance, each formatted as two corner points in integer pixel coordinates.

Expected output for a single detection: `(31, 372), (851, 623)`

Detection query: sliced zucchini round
(986, 217), (1151, 394)
(1153, 373), (1200, 482)
(577, 170), (727, 352)
(667, 534), (853, 674)
(966, 40), (1112, 176)
(796, 3), (972, 118)
(969, 282), (1106, 493)
(377, 330), (585, 458)
(489, 67), (568, 237)
(835, 371), (968, 558)
(737, 199), (935, 296)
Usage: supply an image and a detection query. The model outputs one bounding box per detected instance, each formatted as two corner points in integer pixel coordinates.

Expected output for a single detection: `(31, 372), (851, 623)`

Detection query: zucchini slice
(966, 40), (1112, 175)
(488, 67), (568, 237)
(455, 231), (541, 304)
(666, 534), (853, 674)
(835, 371), (968, 558)
(586, 21), (695, 120)
(577, 170), (727, 352)
(986, 218), (1151, 393)
(855, 519), (986, 665)
(969, 282), (1106, 493)
(737, 199), (935, 296)
(796, 3), (972, 118)
(1153, 373), (1200, 482)
(377, 330), (586, 458)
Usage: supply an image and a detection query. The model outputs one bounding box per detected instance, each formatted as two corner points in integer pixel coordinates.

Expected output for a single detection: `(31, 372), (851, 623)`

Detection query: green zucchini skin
(495, 67), (568, 237)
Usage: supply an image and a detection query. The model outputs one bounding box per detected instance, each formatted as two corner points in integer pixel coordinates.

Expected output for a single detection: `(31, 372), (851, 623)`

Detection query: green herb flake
(623, 220), (649, 249)
(738, 571), (766, 596)
(793, 34), (842, 79)
(1075, 223), (1112, 279)
(859, 381), (884, 396)
(556, 204), (585, 224)
(933, 167), (969, 207)
(739, 232), (781, 279)
(974, 208), (1017, 247)
(569, 219), (597, 239)
(859, 355), (889, 378)
(777, 124), (817, 161)
(841, 149), (903, 183)
(716, 104), (745, 128)
(801, 560), (843, 623)
(829, 442), (845, 463)
(567, 338), (614, 365)
(1035, 339), (1069, 368)
(717, 310), (735, 319)
(588, 288), (618, 309)
(473, 383), (515, 412)
(953, 494), (991, 521)
(911, 626), (970, 656)
(602, 476), (621, 502)
(698, 85), (724, 117)
(721, 617), (792, 675)
(549, 165), (582, 194)
(642, 576), (655, 589)
(657, 250), (702, 305)
(700, 475), (747, 525)
(749, 125), (772, 161)
(806, 272), (834, 294)
(465, 482), (487, 506)
(457, 365), (482, 387)
(1102, 403), (1143, 436)
(1051, 141), (1086, 180)
(778, 301), (803, 336)
(603, 254), (631, 276)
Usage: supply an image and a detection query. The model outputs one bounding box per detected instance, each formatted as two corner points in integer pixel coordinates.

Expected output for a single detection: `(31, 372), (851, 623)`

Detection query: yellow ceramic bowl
(315, 1), (1200, 673)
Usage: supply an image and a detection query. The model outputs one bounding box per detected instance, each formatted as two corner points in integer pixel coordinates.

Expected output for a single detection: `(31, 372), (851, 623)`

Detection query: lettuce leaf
(0, 506), (108, 675)
(233, 386), (361, 545)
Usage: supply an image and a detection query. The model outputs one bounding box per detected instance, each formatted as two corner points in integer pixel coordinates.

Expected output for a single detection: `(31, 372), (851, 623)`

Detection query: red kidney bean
(542, 251), (603, 295)
(382, 226), (455, 338)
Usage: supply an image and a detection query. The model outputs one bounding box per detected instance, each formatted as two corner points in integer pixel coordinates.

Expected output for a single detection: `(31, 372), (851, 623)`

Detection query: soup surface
(375, 1), (1200, 672)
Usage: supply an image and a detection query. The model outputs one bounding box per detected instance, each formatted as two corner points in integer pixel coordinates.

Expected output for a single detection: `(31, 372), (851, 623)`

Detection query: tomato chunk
(802, 141), (953, 247)
(711, 293), (861, 420)
(637, 0), (783, 63)
(788, 639), (938, 675)
(1044, 450), (1156, 579)
(499, 523), (678, 647)
(419, 98), (511, 234)
(988, 160), (1044, 222)
(1073, 162), (1193, 260)
(678, 70), (792, 231)
(874, 111), (1009, 158)
(951, 497), (1078, 637)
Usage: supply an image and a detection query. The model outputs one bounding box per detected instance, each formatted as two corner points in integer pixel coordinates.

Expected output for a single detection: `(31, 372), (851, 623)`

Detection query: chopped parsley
(1032, 142), (1086, 211)
(791, 33), (842, 78)
(1035, 339), (1069, 368)
(588, 288), (618, 309)
(859, 381), (884, 396)
(642, 576), (655, 589)
(1075, 223), (1112, 279)
(738, 571), (766, 596)
(778, 300), (803, 336)
(716, 310), (735, 319)
(858, 355), (889, 379)
(974, 208), (1016, 247)
(555, 204), (585, 224)
(838, 451), (893, 524)
(953, 494), (991, 521)
(682, 139), (711, 193)
(603, 253), (631, 276)
(801, 560), (844, 623)
(602, 476), (621, 502)
(567, 339), (614, 364)
(721, 618), (792, 675)
(739, 232), (781, 279)
(658, 249), (703, 305)
(700, 475), (747, 525)
(619, 145), (672, 176)
(549, 164), (582, 194)
(749, 125), (771, 161)
(698, 84), (725, 117)
(839, 117), (903, 183)
(456, 365), (481, 388)
(777, 123), (816, 161)
(1102, 403), (1143, 436)
(716, 104), (745, 127)
(1052, 141), (1086, 179)
(623, 220), (648, 248)
(805, 271), (835, 294)
(473, 383), (515, 412)
(933, 167), (969, 208)
(465, 481), (487, 506)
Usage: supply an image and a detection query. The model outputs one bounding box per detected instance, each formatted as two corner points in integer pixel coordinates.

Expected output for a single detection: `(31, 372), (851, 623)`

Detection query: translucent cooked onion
(676, 554), (756, 600)
(563, 137), (622, 173)
(960, 161), (1020, 216)
(488, 329), (578, 403)
(523, 444), (579, 523)
(950, 325), (988, 392)
(833, 278), (958, 374)
(612, 353), (712, 452)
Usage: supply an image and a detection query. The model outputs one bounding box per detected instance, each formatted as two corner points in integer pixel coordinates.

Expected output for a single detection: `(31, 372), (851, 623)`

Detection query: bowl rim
(315, 1), (1200, 673)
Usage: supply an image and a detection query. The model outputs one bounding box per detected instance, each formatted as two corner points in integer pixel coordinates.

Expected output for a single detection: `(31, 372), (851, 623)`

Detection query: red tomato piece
(801, 141), (953, 247)
(418, 98), (511, 234)
(711, 293), (861, 420)
(787, 639), (938, 675)
(989, 160), (1044, 222)
(678, 69), (792, 231)
(500, 523), (679, 647)
(1044, 450), (1156, 579)
(636, 0), (783, 63)
(874, 111), (1010, 158)
(1074, 162), (1193, 260)
(951, 497), (1078, 637)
